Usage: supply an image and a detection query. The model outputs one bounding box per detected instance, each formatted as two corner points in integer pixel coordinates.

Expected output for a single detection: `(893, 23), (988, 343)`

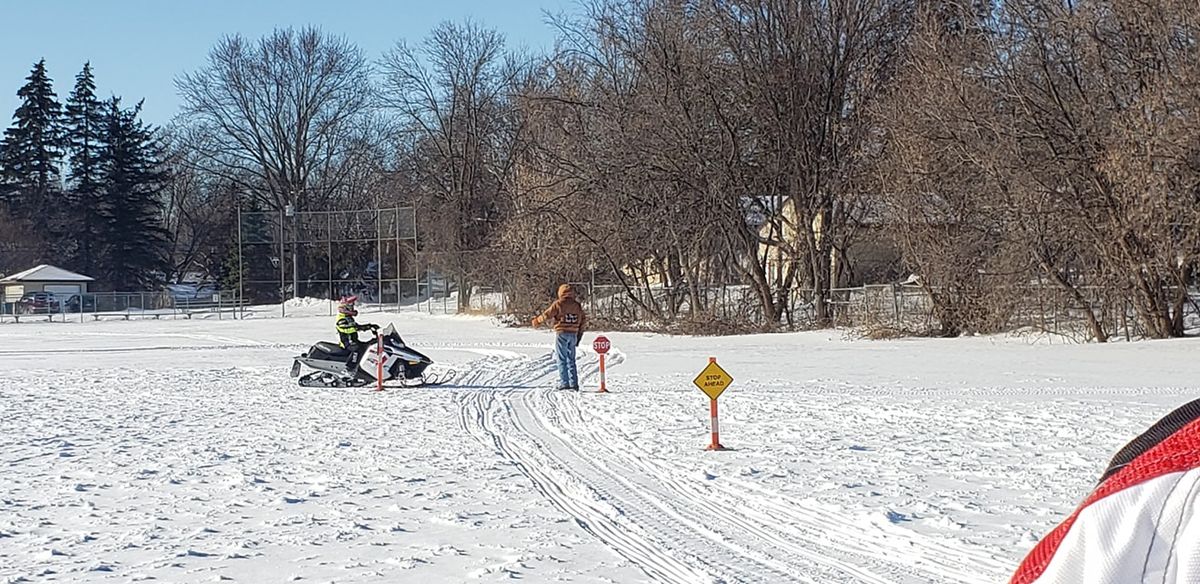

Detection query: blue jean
(555, 332), (579, 388)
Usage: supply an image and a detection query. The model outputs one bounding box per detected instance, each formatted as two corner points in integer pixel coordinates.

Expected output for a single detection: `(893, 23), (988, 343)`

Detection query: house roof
(0, 264), (95, 283)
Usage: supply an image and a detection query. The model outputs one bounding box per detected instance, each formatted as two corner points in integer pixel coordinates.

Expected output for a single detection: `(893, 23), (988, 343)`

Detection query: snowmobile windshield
(381, 324), (405, 345)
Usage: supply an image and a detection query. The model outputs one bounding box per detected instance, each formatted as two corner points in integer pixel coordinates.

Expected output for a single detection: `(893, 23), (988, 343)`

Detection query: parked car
(16, 291), (62, 314)
(165, 283), (196, 301)
(194, 284), (220, 301)
(166, 283), (220, 303)
(65, 294), (96, 313)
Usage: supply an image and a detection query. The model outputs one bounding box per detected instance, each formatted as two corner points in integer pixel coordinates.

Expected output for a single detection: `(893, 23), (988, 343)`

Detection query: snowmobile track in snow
(458, 389), (716, 584)
(538, 389), (1008, 582)
(452, 349), (1006, 584)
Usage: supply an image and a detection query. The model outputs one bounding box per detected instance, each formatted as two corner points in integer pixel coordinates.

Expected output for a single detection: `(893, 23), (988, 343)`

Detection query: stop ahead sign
(592, 335), (611, 354)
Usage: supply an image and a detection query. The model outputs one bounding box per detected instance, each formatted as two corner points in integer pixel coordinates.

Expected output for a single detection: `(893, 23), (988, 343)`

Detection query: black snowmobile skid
(296, 371), (369, 388)
(295, 368), (457, 389)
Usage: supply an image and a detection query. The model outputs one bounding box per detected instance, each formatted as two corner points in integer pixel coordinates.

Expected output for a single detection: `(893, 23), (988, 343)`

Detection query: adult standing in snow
(335, 295), (377, 368)
(532, 284), (586, 390)
(1011, 398), (1200, 584)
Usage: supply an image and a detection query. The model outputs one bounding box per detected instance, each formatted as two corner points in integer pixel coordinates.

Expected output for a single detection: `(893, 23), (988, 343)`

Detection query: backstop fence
(237, 207), (420, 316)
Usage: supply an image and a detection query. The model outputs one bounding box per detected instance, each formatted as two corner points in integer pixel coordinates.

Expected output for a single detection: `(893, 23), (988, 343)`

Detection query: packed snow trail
(452, 349), (1009, 583)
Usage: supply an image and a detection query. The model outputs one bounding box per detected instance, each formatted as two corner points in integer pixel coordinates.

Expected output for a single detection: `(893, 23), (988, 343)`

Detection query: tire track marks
(456, 389), (714, 584)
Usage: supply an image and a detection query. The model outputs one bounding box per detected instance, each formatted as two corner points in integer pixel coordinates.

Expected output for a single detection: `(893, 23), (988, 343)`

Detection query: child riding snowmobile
(290, 296), (455, 388)
(335, 296), (377, 368)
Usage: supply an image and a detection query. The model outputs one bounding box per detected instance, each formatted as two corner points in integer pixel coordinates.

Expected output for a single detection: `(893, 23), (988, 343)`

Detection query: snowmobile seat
(313, 341), (351, 358)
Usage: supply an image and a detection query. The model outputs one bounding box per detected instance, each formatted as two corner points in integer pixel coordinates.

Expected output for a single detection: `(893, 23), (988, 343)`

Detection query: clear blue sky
(0, 0), (577, 127)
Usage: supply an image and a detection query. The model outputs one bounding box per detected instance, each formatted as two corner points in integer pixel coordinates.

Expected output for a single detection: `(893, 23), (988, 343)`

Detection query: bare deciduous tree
(176, 26), (373, 212)
(878, 0), (1200, 339)
(380, 20), (529, 309)
(159, 134), (238, 283)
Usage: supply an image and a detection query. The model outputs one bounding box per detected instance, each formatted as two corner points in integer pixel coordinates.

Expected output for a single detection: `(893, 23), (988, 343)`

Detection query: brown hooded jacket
(532, 284), (586, 334)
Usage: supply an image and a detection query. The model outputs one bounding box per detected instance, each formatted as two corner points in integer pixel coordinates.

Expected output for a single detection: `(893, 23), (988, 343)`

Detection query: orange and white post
(375, 330), (384, 392)
(706, 358), (725, 451)
(693, 356), (731, 451)
(707, 400), (724, 450)
(598, 354), (607, 393)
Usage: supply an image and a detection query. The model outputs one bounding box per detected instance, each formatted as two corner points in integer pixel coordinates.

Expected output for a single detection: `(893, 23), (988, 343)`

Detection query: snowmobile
(290, 323), (454, 388)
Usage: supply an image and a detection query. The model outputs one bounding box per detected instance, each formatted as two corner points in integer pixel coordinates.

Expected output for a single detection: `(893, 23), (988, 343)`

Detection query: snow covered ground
(1, 307), (1196, 583)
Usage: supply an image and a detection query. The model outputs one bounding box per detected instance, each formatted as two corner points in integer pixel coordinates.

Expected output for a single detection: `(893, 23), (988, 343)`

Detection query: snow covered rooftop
(0, 264), (94, 283)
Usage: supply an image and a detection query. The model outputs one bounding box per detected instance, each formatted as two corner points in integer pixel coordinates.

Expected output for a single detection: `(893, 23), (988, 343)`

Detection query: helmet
(337, 295), (358, 316)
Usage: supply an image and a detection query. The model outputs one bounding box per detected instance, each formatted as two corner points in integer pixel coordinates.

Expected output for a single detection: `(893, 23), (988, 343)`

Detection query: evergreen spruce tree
(0, 140), (8, 205)
(64, 63), (106, 274)
(0, 59), (64, 227)
(97, 97), (169, 290)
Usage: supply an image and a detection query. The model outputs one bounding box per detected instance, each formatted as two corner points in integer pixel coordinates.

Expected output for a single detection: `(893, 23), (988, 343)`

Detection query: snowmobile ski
(416, 369), (456, 387)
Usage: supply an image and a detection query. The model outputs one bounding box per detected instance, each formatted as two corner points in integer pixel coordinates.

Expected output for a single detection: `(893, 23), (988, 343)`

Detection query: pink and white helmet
(337, 295), (358, 316)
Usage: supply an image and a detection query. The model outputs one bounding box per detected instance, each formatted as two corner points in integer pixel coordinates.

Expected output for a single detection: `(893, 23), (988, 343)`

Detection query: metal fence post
(237, 205), (244, 321)
(280, 209), (286, 319)
(892, 284), (900, 328)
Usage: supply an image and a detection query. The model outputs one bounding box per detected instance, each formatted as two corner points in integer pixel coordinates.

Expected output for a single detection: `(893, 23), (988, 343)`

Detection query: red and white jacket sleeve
(1011, 399), (1200, 584)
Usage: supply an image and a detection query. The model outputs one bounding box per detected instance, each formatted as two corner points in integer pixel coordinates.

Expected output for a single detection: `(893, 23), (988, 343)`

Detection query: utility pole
(236, 205), (244, 320)
(286, 202), (298, 302)
(278, 209), (286, 318)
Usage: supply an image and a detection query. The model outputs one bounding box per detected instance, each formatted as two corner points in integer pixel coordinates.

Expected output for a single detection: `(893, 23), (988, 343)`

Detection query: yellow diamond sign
(693, 360), (733, 400)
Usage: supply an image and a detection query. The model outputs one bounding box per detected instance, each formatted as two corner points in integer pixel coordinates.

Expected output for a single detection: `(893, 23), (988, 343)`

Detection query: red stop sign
(592, 336), (611, 354)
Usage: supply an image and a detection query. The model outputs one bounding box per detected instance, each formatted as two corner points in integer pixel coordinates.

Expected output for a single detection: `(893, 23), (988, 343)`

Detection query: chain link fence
(582, 283), (938, 330)
(0, 290), (248, 322)
(412, 278), (1198, 340)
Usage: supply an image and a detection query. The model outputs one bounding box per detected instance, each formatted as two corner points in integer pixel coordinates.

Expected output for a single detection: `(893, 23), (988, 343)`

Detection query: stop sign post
(593, 336), (611, 393)
(375, 330), (384, 392)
